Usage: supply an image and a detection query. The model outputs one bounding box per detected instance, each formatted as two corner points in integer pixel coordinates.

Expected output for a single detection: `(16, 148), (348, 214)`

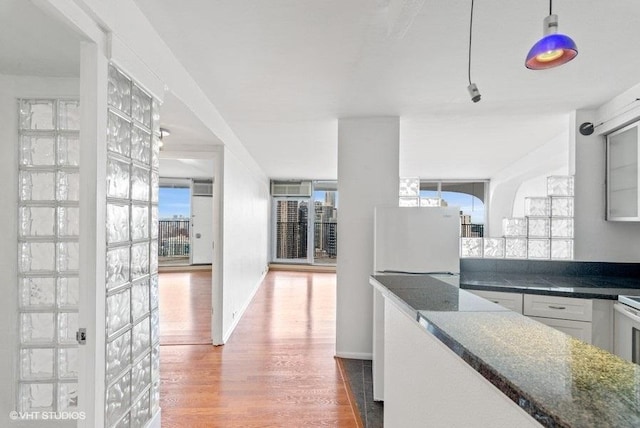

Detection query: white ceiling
(159, 158), (214, 179)
(6, 1), (640, 182)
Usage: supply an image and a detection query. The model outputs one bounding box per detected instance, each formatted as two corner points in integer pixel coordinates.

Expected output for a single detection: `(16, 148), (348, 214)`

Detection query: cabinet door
(529, 316), (592, 344)
(523, 294), (592, 322)
(468, 290), (523, 314)
(607, 122), (640, 221)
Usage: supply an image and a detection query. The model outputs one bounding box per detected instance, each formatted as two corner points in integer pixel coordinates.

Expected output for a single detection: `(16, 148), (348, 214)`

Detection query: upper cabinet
(607, 121), (640, 221)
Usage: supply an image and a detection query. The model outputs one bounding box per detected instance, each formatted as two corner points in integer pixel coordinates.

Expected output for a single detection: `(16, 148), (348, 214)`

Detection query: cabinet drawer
(529, 316), (593, 344)
(523, 294), (592, 322)
(469, 290), (523, 314)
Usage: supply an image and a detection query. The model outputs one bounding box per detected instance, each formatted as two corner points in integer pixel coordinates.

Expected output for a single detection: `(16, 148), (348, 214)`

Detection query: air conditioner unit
(192, 180), (213, 196)
(271, 180), (312, 197)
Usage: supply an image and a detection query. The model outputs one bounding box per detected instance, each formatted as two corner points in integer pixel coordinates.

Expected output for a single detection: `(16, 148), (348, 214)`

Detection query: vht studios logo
(9, 410), (86, 420)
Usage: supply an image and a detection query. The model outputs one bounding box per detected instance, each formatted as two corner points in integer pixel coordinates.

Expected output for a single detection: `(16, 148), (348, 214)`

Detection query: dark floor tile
(341, 358), (384, 428)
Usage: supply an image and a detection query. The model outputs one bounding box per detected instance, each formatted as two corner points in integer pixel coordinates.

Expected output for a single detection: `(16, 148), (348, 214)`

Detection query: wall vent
(193, 180), (213, 196)
(271, 180), (312, 197)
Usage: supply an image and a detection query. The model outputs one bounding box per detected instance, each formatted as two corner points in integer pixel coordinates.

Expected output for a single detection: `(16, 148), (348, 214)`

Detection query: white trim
(221, 269), (268, 344)
(335, 352), (374, 360)
(145, 409), (161, 428)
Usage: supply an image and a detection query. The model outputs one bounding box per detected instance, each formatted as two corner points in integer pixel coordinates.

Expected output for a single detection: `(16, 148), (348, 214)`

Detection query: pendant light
(525, 0), (577, 70)
(467, 0), (481, 102)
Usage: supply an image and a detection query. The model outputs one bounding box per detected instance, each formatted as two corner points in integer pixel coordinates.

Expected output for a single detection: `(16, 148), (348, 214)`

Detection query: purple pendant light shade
(525, 11), (578, 70)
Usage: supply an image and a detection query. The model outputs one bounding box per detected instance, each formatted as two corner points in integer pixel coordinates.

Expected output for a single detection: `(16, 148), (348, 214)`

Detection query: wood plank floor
(159, 270), (358, 427)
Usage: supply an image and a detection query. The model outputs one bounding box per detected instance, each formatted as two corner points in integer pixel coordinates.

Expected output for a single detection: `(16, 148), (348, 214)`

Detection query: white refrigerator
(371, 205), (461, 401)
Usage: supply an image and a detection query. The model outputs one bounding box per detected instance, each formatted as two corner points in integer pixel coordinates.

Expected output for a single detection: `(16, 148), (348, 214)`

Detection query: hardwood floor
(159, 270), (358, 427)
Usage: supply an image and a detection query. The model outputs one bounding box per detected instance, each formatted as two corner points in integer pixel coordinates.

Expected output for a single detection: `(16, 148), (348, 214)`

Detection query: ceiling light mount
(525, 0), (577, 70)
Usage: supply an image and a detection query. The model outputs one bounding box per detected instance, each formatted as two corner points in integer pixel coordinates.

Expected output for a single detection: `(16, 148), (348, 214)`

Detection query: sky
(159, 187), (191, 219)
(421, 191), (485, 224)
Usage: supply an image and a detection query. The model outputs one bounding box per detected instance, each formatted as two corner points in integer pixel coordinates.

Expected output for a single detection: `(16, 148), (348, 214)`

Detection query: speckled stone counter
(371, 274), (640, 428)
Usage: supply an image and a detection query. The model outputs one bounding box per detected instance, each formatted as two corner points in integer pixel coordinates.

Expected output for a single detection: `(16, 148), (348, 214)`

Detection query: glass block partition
(105, 64), (160, 428)
(17, 99), (80, 413)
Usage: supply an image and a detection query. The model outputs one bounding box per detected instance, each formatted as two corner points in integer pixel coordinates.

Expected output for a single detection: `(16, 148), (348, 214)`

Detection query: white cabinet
(523, 294), (592, 322)
(528, 316), (593, 343)
(606, 121), (640, 221)
(468, 290), (523, 314)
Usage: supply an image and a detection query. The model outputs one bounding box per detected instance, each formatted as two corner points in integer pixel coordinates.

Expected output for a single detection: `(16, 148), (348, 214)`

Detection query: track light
(525, 1), (577, 70)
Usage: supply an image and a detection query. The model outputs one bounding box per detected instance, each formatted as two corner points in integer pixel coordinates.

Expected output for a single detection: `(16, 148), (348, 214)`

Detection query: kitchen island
(371, 274), (640, 428)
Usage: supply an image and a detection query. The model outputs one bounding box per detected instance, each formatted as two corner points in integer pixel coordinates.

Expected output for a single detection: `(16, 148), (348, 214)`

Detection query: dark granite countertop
(371, 274), (640, 428)
(460, 271), (640, 299)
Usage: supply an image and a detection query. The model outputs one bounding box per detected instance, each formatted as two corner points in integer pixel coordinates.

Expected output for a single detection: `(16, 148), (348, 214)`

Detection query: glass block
(56, 171), (80, 201)
(131, 205), (149, 240)
(20, 170), (55, 201)
(132, 84), (152, 128)
(19, 383), (54, 411)
(58, 382), (79, 410)
(20, 348), (54, 380)
(106, 370), (131, 426)
(107, 111), (131, 157)
(152, 99), (160, 135)
(131, 243), (150, 280)
(19, 242), (56, 272)
(399, 177), (420, 197)
(20, 99), (55, 130)
(151, 343), (160, 382)
(131, 389), (151, 427)
(57, 242), (80, 272)
(57, 134), (80, 166)
(107, 203), (130, 244)
(151, 206), (158, 239)
(114, 412), (131, 428)
(151, 136), (160, 171)
(108, 65), (131, 114)
(58, 312), (79, 345)
(106, 247), (130, 290)
(131, 125), (151, 165)
(527, 217), (550, 238)
(131, 165), (150, 202)
(20, 134), (55, 166)
(527, 239), (550, 259)
(547, 175), (574, 196)
(20, 277), (55, 308)
(58, 206), (80, 237)
(399, 197), (419, 207)
(551, 218), (574, 238)
(132, 353), (151, 399)
(151, 380), (160, 414)
(150, 241), (158, 274)
(131, 279), (150, 321)
(420, 197), (442, 207)
(107, 156), (130, 199)
(19, 206), (55, 237)
(483, 238), (505, 258)
(504, 238), (527, 259)
(461, 237), (483, 258)
(502, 218), (527, 237)
(151, 171), (159, 203)
(107, 288), (131, 337)
(150, 275), (159, 310)
(106, 331), (131, 384)
(58, 100), (80, 130)
(132, 317), (151, 359)
(150, 309), (159, 345)
(57, 277), (80, 308)
(525, 197), (550, 217)
(21, 312), (55, 344)
(58, 348), (79, 379)
(551, 197), (574, 217)
(551, 239), (574, 260)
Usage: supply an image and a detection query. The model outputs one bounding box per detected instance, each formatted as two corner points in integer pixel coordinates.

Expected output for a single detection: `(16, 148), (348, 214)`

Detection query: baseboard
(159, 264), (212, 273)
(269, 263), (336, 273)
(221, 269), (268, 343)
(335, 351), (373, 360)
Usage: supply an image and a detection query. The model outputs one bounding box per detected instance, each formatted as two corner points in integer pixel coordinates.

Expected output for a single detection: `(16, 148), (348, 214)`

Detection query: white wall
(0, 74), (79, 427)
(336, 117), (400, 359)
(221, 147), (270, 342)
(511, 167), (565, 218)
(573, 109), (640, 261)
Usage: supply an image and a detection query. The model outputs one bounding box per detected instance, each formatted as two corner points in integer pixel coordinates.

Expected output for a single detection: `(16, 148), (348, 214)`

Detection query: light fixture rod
(467, 0), (475, 85)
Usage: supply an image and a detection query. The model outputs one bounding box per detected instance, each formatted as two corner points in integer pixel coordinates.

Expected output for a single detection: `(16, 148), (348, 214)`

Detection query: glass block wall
(105, 64), (160, 428)
(461, 175), (574, 260)
(17, 99), (80, 413)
